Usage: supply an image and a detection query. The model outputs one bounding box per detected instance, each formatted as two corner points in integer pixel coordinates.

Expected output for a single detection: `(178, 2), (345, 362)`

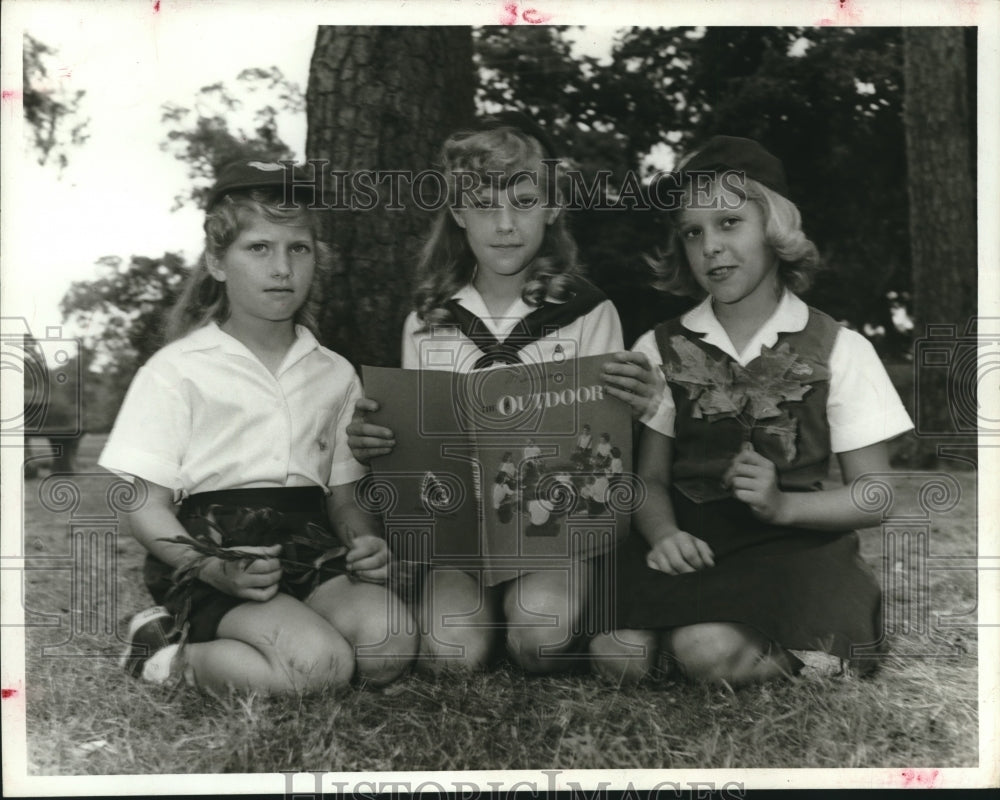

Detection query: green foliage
(22, 33), (90, 171)
(58, 253), (189, 432)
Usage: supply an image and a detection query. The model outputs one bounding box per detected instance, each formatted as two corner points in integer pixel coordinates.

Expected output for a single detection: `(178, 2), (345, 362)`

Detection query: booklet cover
(361, 355), (633, 585)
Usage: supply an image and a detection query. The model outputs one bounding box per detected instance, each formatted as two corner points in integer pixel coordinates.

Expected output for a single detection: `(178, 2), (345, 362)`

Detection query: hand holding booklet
(361, 355), (634, 585)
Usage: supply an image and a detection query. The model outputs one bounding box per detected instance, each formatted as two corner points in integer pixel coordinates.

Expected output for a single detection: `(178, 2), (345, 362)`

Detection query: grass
(19, 434), (979, 774)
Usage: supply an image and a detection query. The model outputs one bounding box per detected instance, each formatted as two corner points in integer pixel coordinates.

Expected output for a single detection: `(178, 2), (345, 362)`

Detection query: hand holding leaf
(723, 442), (789, 523)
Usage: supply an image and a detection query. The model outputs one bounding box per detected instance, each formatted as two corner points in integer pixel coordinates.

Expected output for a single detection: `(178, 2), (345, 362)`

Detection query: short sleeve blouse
(402, 283), (624, 371)
(633, 292), (913, 453)
(99, 323), (368, 495)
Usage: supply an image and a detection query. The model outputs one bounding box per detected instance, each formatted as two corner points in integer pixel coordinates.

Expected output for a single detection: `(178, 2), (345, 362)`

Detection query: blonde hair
(650, 176), (821, 297)
(412, 124), (582, 328)
(165, 189), (330, 342)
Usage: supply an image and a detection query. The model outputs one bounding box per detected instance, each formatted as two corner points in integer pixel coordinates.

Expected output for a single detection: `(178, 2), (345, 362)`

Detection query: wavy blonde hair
(649, 176), (821, 298)
(165, 189), (331, 342)
(412, 125), (582, 329)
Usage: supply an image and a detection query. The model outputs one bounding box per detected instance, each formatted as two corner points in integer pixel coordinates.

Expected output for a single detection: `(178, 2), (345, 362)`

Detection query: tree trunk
(305, 26), (475, 367)
(902, 27), (977, 464)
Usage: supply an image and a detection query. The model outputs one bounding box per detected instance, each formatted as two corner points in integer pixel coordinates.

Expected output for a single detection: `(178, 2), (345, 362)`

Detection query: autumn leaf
(699, 385), (745, 419)
(758, 414), (799, 462)
(662, 336), (746, 420)
(662, 336), (818, 462)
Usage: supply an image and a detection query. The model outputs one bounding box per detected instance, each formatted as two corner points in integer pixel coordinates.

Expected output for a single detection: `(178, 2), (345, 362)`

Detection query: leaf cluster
(22, 33), (90, 171)
(662, 335), (818, 460)
(473, 26), (912, 341)
(159, 66), (302, 210)
(163, 508), (351, 629)
(60, 252), (189, 370)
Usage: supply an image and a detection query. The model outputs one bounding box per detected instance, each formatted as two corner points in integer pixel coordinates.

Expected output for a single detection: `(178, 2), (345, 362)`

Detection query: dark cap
(206, 160), (314, 210)
(676, 135), (789, 199)
(476, 111), (558, 159)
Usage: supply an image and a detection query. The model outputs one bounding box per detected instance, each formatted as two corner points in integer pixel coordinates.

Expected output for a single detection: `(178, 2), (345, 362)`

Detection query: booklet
(361, 355), (633, 585)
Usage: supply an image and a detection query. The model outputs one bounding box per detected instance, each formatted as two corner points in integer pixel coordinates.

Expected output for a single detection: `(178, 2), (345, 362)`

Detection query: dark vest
(654, 307), (840, 503)
(442, 277), (607, 370)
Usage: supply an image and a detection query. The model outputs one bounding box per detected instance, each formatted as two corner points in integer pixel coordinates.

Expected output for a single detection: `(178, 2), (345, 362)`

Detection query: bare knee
(351, 595), (419, 686)
(275, 632), (355, 692)
(504, 574), (584, 673)
(417, 570), (498, 674)
(668, 623), (780, 685)
(506, 624), (573, 673)
(418, 626), (496, 674)
(589, 629), (659, 684)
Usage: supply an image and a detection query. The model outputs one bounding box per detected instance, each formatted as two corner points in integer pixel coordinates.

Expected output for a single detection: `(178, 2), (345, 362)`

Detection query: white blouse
(99, 323), (367, 495)
(633, 291), (914, 453)
(402, 283), (624, 372)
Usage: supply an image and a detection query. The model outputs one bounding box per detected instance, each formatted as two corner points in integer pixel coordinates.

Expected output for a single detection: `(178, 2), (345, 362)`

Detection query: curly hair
(165, 188), (331, 342)
(412, 124), (583, 329)
(649, 176), (821, 298)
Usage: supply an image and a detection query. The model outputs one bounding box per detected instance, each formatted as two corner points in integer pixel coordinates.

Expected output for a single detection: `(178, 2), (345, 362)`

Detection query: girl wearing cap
(101, 161), (417, 693)
(590, 136), (912, 685)
(347, 115), (650, 673)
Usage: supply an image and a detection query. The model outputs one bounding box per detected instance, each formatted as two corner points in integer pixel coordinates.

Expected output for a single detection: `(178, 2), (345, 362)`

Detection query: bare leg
(588, 628), (660, 684)
(666, 622), (797, 685)
(182, 594), (355, 694)
(307, 575), (418, 686)
(504, 567), (590, 673)
(417, 569), (499, 674)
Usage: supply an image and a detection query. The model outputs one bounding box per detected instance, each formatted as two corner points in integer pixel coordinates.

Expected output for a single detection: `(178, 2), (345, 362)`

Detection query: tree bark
(902, 27), (977, 462)
(306, 26), (475, 367)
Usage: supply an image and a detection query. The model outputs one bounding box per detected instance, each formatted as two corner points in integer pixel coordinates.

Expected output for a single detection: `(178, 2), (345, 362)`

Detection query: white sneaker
(120, 606), (182, 684)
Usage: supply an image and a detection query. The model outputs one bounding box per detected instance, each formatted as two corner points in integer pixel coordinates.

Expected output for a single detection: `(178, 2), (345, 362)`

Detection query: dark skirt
(144, 487), (348, 643)
(609, 491), (884, 670)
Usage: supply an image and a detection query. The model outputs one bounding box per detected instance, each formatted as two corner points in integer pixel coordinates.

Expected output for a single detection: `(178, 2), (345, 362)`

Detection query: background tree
(57, 253), (188, 435)
(21, 33), (90, 470)
(22, 33), (89, 171)
(160, 66), (303, 210)
(306, 26), (475, 367)
(476, 26), (913, 347)
(902, 27), (977, 465)
(59, 253), (188, 372)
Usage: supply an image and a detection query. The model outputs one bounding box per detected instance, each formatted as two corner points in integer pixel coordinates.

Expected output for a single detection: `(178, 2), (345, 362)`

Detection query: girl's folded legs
(306, 575), (419, 687)
(664, 622), (797, 685)
(416, 569), (499, 674)
(588, 629), (660, 684)
(590, 622), (799, 686)
(503, 568), (590, 674)
(182, 593), (356, 694)
(416, 567), (593, 675)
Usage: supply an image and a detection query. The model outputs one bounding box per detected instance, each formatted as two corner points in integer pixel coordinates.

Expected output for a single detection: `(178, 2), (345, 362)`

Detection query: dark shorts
(144, 487), (347, 643)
